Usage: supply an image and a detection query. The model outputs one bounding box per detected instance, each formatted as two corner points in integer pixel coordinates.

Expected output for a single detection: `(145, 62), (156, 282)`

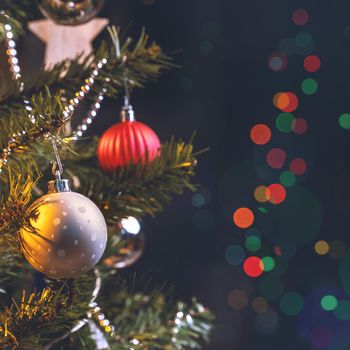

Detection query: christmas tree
(0, 1), (213, 349)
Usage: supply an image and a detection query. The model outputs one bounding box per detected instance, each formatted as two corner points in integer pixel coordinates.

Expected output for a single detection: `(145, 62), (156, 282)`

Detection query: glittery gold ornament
(20, 179), (107, 279)
(37, 0), (105, 26)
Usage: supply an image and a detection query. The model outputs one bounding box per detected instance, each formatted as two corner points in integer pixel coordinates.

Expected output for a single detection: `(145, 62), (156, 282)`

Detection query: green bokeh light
(301, 78), (318, 95)
(339, 113), (350, 130)
(334, 300), (350, 321)
(262, 256), (275, 272)
(245, 236), (262, 252)
(279, 171), (296, 188)
(280, 292), (304, 316)
(321, 295), (338, 311)
(276, 113), (295, 133)
(295, 31), (313, 47)
(259, 276), (284, 301)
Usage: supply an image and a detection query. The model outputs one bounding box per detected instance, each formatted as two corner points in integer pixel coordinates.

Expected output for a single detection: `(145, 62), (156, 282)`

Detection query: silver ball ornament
(20, 191), (108, 279)
(104, 217), (144, 269)
(37, 0), (105, 26)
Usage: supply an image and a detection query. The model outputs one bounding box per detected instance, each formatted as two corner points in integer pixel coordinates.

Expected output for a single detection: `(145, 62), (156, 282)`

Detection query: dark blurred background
(15, 0), (350, 349)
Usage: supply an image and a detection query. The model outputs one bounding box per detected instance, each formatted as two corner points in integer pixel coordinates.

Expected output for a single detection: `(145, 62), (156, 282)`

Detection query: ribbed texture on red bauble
(97, 120), (161, 173)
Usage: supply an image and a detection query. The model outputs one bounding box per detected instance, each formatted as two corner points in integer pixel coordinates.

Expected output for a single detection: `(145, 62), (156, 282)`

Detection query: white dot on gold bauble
(20, 191), (108, 279)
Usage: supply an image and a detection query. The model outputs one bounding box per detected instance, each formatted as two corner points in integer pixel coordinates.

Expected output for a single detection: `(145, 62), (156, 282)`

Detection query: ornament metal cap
(48, 178), (71, 193)
(120, 104), (135, 122)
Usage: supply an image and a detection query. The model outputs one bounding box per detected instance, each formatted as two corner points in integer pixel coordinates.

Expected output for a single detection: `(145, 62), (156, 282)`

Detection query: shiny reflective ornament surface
(104, 217), (145, 269)
(37, 0), (105, 26)
(20, 190), (108, 279)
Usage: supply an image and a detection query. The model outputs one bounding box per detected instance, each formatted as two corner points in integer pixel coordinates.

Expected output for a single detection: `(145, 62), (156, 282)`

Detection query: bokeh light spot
(254, 185), (271, 203)
(191, 188), (211, 208)
(279, 171), (296, 188)
(339, 113), (350, 130)
(267, 148), (287, 169)
(228, 289), (248, 310)
(252, 297), (268, 314)
(243, 256), (264, 278)
(225, 245), (245, 266)
(261, 256), (275, 272)
(192, 193), (205, 207)
(334, 300), (350, 321)
(321, 295), (338, 311)
(295, 31), (313, 48)
(280, 292), (304, 316)
(276, 112), (295, 133)
(233, 207), (254, 228)
(292, 117), (308, 134)
(268, 184), (287, 204)
(314, 240), (329, 255)
(250, 124), (272, 145)
(304, 55), (321, 72)
(292, 9), (309, 26)
(205, 21), (221, 39)
(245, 236), (262, 253)
(301, 78), (318, 95)
(268, 52), (288, 72)
(273, 92), (299, 112)
(290, 158), (307, 175)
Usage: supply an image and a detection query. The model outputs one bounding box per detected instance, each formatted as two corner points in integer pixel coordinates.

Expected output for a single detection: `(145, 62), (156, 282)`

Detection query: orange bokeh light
(273, 92), (299, 112)
(233, 207), (255, 228)
(254, 186), (271, 203)
(250, 124), (272, 145)
(268, 184), (286, 204)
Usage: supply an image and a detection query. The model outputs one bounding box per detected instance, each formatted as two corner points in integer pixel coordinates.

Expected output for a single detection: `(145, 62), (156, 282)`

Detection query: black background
(15, 0), (350, 349)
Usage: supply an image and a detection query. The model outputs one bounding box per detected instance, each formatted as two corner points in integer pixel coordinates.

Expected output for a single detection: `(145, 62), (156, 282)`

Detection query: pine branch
(64, 138), (200, 223)
(0, 30), (174, 117)
(0, 273), (96, 349)
(0, 88), (67, 183)
(96, 275), (214, 350)
(0, 173), (36, 253)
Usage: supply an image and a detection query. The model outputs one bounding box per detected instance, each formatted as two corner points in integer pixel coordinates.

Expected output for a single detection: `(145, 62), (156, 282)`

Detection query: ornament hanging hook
(50, 136), (63, 179)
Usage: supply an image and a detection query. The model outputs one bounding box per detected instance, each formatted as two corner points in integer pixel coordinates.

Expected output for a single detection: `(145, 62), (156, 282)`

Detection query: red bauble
(97, 120), (161, 173)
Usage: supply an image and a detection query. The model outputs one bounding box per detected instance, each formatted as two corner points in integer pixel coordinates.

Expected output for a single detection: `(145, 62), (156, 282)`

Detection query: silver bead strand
(63, 58), (108, 123)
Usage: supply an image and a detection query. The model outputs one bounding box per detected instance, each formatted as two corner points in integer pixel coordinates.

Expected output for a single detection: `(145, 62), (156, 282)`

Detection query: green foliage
(66, 137), (201, 222)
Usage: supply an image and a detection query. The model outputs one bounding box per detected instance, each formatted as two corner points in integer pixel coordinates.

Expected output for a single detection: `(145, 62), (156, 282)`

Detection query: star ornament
(28, 18), (109, 67)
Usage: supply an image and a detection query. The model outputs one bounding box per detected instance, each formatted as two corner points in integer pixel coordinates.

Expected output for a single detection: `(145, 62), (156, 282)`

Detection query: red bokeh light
(292, 118), (308, 134)
(273, 92), (299, 112)
(250, 124), (272, 145)
(290, 158), (307, 175)
(292, 9), (309, 26)
(266, 148), (287, 169)
(304, 55), (321, 73)
(268, 184), (287, 204)
(243, 256), (264, 278)
(274, 246), (282, 257)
